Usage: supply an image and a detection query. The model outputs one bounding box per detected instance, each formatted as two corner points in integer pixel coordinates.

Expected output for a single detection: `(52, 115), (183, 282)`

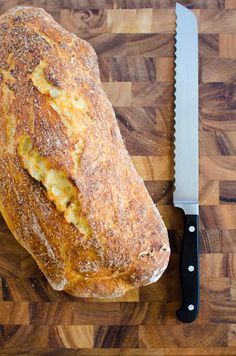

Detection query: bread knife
(174, 3), (200, 323)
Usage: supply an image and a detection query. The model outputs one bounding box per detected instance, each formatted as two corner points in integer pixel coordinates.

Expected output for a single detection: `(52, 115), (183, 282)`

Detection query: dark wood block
(85, 34), (174, 57)
(111, 57), (156, 82)
(200, 82), (236, 131)
(119, 123), (172, 155)
(29, 302), (120, 325)
(3, 277), (51, 302)
(200, 206), (236, 229)
(0, 254), (22, 279)
(3, 325), (49, 348)
(0, 348), (120, 356)
(94, 325), (138, 348)
(199, 34), (219, 58)
(114, 0), (175, 8)
(200, 229), (222, 253)
(220, 181), (236, 203)
(0, 326), (4, 347)
(221, 230), (236, 253)
(114, 0), (224, 9)
(202, 58), (236, 82)
(120, 302), (166, 324)
(132, 82), (173, 107)
(139, 276), (181, 302)
(200, 132), (236, 156)
(121, 348), (236, 356)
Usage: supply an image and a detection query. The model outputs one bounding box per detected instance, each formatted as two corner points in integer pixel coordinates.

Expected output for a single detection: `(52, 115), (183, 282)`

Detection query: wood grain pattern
(156, 57), (174, 81)
(199, 34), (219, 57)
(199, 230), (236, 254)
(121, 348), (236, 355)
(219, 34), (236, 58)
(200, 132), (236, 156)
(94, 325), (138, 348)
(0, 302), (29, 325)
(30, 302), (121, 325)
(228, 325), (236, 346)
(200, 10), (236, 33)
(4, 326), (48, 348)
(220, 181), (236, 203)
(200, 82), (236, 131)
(202, 58), (236, 82)
(102, 82), (132, 105)
(60, 9), (107, 34)
(87, 34), (175, 57)
(49, 325), (94, 348)
(0, 0), (235, 354)
(200, 206), (236, 229)
(114, 1), (225, 9)
(131, 156), (173, 180)
(111, 57), (156, 81)
(139, 324), (228, 347)
(200, 156), (236, 180)
(132, 82), (173, 106)
(107, 9), (175, 33)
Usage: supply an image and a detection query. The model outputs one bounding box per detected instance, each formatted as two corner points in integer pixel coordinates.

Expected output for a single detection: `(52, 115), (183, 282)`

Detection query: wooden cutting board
(0, 0), (236, 354)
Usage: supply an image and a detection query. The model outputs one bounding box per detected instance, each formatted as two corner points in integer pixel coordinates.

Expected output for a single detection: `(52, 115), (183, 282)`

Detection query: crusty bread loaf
(0, 6), (170, 298)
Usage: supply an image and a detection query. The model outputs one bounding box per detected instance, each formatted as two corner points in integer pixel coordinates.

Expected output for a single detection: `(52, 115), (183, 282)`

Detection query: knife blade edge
(173, 3), (199, 216)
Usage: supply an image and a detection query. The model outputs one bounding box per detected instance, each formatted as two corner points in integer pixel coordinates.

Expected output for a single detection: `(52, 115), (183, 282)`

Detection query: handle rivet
(188, 304), (194, 311)
(188, 265), (195, 272)
(189, 226), (195, 232)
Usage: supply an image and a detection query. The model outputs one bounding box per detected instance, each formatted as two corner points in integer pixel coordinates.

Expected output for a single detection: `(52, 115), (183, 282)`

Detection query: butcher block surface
(0, 0), (235, 355)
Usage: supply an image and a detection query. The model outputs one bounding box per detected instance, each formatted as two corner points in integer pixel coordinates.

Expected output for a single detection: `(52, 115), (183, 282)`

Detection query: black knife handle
(176, 214), (200, 323)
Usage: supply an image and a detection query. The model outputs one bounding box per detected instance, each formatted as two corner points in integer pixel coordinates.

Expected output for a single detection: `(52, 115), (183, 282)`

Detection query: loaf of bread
(0, 6), (170, 298)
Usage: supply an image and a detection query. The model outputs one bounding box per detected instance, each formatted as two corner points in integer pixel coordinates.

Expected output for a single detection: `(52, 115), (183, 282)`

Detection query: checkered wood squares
(0, 0), (235, 354)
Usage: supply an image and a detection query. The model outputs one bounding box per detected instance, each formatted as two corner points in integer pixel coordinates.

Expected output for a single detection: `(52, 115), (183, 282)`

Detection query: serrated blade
(174, 3), (199, 215)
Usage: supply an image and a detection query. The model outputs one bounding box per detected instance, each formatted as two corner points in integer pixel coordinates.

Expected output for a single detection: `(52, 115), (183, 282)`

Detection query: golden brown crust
(0, 6), (170, 298)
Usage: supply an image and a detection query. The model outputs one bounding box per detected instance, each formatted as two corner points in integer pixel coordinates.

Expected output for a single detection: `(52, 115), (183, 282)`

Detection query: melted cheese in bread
(18, 135), (91, 237)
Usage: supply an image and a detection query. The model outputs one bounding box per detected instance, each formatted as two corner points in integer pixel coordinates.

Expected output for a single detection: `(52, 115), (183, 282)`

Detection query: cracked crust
(0, 6), (170, 298)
